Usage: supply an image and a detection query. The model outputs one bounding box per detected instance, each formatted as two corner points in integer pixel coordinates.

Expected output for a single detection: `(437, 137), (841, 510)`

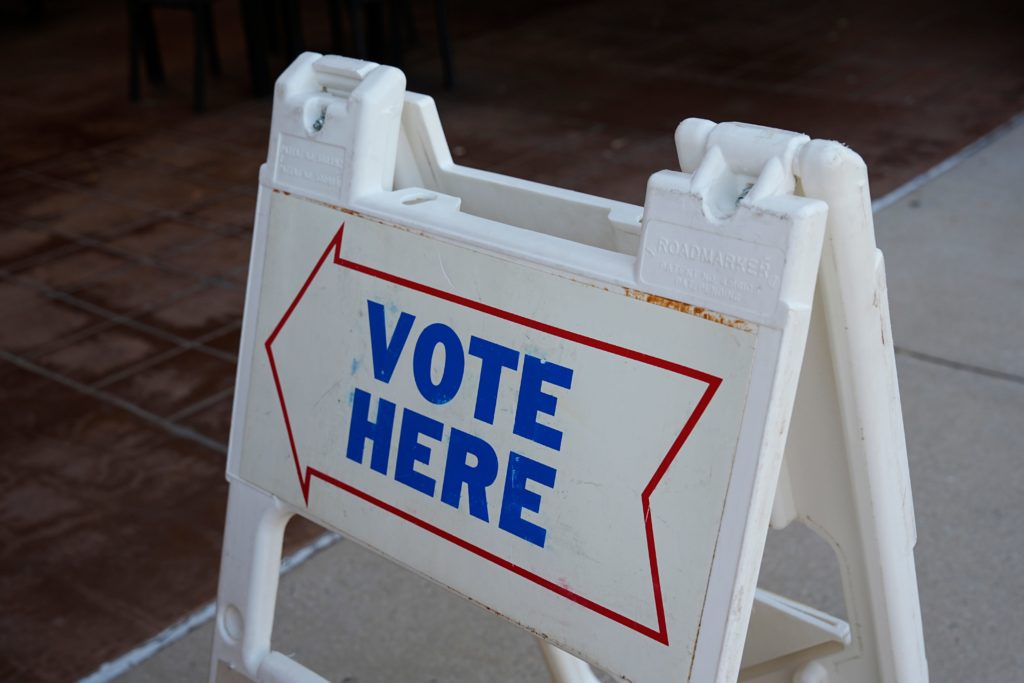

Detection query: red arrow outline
(265, 223), (722, 646)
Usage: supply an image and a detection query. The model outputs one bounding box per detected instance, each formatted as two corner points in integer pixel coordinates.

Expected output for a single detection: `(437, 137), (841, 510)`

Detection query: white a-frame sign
(210, 54), (928, 683)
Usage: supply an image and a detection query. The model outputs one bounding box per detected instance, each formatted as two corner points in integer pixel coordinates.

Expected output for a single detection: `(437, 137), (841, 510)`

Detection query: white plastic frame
(209, 53), (926, 683)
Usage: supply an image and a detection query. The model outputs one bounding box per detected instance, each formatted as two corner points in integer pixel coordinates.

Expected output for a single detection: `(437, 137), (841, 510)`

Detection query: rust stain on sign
(623, 288), (754, 332)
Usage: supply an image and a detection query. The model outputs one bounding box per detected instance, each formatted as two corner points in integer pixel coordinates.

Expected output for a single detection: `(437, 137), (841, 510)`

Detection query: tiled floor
(1, 0), (1022, 680)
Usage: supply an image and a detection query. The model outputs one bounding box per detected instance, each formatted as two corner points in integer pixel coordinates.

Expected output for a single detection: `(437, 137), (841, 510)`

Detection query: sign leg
(744, 140), (928, 682)
(209, 482), (329, 682)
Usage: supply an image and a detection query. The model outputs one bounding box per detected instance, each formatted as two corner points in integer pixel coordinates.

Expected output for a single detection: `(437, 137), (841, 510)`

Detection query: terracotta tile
(0, 225), (73, 267)
(15, 190), (154, 238)
(0, 476), (97, 543)
(202, 324), (242, 356)
(11, 185), (98, 223)
(76, 100), (199, 142)
(35, 326), (176, 385)
(0, 286), (102, 355)
(0, 572), (155, 683)
(141, 285), (245, 339)
(117, 137), (258, 194)
(185, 191), (258, 230)
(103, 219), (214, 258)
(0, 364), (228, 682)
(71, 263), (200, 316)
(161, 233), (253, 280)
(493, 131), (676, 205)
(194, 154), (265, 188)
(124, 136), (225, 170)
(180, 106), (271, 150)
(14, 246), (131, 291)
(69, 163), (222, 213)
(0, 173), (53, 206)
(32, 149), (133, 184)
(0, 657), (28, 682)
(103, 349), (237, 417)
(180, 392), (235, 443)
(0, 280), (41, 316)
(284, 516), (329, 555)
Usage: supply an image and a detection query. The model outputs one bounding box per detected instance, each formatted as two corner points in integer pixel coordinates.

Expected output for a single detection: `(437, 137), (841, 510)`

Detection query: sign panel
(235, 190), (761, 675)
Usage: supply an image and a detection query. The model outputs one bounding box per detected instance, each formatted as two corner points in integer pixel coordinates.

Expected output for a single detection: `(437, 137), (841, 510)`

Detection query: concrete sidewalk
(112, 122), (1024, 683)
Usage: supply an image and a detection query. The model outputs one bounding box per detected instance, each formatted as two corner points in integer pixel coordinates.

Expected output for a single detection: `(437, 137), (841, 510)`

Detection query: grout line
(12, 168), (178, 226)
(13, 212), (245, 292)
(280, 532), (342, 572)
(15, 168), (250, 240)
(58, 290), (238, 363)
(70, 229), (231, 284)
(23, 318), (122, 362)
(173, 212), (253, 238)
(167, 386), (235, 422)
(5, 210), (183, 275)
(91, 319), (241, 390)
(894, 346), (1024, 387)
(25, 279), (221, 365)
(89, 345), (193, 390)
(77, 604), (216, 683)
(1, 239), (85, 274)
(16, 167), (232, 217)
(126, 154), (258, 197)
(0, 270), (238, 364)
(112, 153), (247, 194)
(76, 532), (342, 683)
(871, 112), (1024, 213)
(0, 349), (226, 454)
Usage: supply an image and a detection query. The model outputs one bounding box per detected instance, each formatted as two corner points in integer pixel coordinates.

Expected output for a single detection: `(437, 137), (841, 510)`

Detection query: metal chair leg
(139, 2), (165, 84)
(201, 0), (221, 76)
(193, 2), (207, 112)
(128, 0), (143, 100)
(435, 0), (454, 88)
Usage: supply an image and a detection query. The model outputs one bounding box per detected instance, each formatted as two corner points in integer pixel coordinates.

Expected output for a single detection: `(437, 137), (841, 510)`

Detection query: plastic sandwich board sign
(210, 54), (929, 683)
